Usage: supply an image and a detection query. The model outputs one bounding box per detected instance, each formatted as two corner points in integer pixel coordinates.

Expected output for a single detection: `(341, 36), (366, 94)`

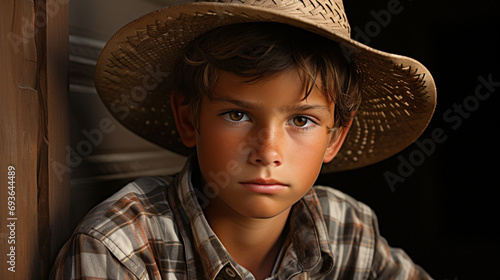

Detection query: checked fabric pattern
(50, 158), (432, 279)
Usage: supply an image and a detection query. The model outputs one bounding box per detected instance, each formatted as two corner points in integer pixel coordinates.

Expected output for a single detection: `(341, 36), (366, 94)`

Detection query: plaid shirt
(50, 159), (432, 280)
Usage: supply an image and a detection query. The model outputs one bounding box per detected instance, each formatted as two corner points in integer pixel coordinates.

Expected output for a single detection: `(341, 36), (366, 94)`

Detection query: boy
(51, 0), (436, 279)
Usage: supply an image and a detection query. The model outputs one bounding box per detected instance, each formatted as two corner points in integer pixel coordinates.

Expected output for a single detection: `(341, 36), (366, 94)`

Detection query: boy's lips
(239, 178), (288, 194)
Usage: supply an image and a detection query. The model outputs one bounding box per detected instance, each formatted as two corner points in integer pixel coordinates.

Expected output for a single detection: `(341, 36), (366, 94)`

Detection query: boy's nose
(247, 127), (283, 167)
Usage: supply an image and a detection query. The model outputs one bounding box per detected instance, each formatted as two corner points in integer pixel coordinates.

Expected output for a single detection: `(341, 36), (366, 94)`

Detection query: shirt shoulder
(74, 176), (176, 237)
(311, 186), (433, 279)
(52, 176), (188, 279)
(312, 185), (375, 226)
(73, 176), (184, 268)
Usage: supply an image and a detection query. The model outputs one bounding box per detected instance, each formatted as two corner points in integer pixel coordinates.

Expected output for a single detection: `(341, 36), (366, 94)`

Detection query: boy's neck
(204, 195), (290, 280)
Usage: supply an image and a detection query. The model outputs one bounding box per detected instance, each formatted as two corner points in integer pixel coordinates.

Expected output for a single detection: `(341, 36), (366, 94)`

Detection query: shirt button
(225, 267), (237, 278)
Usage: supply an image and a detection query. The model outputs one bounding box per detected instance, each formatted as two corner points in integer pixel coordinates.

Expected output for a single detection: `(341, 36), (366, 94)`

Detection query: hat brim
(94, 2), (436, 172)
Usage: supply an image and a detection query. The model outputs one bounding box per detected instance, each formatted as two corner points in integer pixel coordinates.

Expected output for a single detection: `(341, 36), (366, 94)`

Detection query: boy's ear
(323, 118), (353, 163)
(170, 91), (196, 148)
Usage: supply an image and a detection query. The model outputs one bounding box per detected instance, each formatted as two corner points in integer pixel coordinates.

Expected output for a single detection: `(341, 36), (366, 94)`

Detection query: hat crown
(198, 0), (351, 37)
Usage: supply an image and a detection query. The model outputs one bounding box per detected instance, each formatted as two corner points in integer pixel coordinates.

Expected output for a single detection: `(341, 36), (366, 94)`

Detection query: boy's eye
(289, 116), (316, 128)
(222, 111), (250, 122)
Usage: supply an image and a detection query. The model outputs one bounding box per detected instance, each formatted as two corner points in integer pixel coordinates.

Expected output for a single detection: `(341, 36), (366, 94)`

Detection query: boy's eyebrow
(210, 96), (332, 113)
(285, 104), (332, 114)
(210, 96), (256, 109)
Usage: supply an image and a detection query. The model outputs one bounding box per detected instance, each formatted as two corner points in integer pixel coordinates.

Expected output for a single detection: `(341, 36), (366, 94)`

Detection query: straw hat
(94, 0), (436, 172)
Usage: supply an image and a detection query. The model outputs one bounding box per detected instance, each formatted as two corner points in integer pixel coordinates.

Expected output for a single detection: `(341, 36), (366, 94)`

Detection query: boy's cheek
(197, 131), (246, 166)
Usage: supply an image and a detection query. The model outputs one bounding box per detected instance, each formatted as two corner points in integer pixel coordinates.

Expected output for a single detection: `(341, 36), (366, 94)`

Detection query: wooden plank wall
(0, 0), (70, 279)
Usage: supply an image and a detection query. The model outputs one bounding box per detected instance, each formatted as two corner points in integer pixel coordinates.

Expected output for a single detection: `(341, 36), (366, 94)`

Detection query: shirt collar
(171, 156), (236, 280)
(172, 156), (333, 280)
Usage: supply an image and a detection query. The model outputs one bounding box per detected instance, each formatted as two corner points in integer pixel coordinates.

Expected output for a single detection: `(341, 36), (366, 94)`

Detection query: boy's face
(173, 69), (350, 220)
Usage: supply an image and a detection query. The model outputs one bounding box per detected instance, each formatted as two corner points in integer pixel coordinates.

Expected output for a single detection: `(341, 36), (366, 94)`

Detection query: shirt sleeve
(369, 214), (433, 280)
(50, 233), (139, 280)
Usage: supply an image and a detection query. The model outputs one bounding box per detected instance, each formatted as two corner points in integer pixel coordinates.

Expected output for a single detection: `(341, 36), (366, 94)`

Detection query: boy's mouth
(239, 178), (288, 194)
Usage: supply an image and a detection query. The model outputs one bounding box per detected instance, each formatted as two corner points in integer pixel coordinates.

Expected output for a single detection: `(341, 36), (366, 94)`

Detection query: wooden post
(0, 0), (70, 279)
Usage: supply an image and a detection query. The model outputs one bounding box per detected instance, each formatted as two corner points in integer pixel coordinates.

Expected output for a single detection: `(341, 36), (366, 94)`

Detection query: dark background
(316, 0), (500, 279)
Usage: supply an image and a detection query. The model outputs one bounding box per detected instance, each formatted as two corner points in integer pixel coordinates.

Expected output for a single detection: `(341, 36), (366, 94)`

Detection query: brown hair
(171, 22), (361, 129)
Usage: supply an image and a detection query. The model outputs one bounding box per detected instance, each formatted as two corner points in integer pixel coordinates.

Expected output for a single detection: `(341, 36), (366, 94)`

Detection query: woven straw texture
(95, 0), (436, 172)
